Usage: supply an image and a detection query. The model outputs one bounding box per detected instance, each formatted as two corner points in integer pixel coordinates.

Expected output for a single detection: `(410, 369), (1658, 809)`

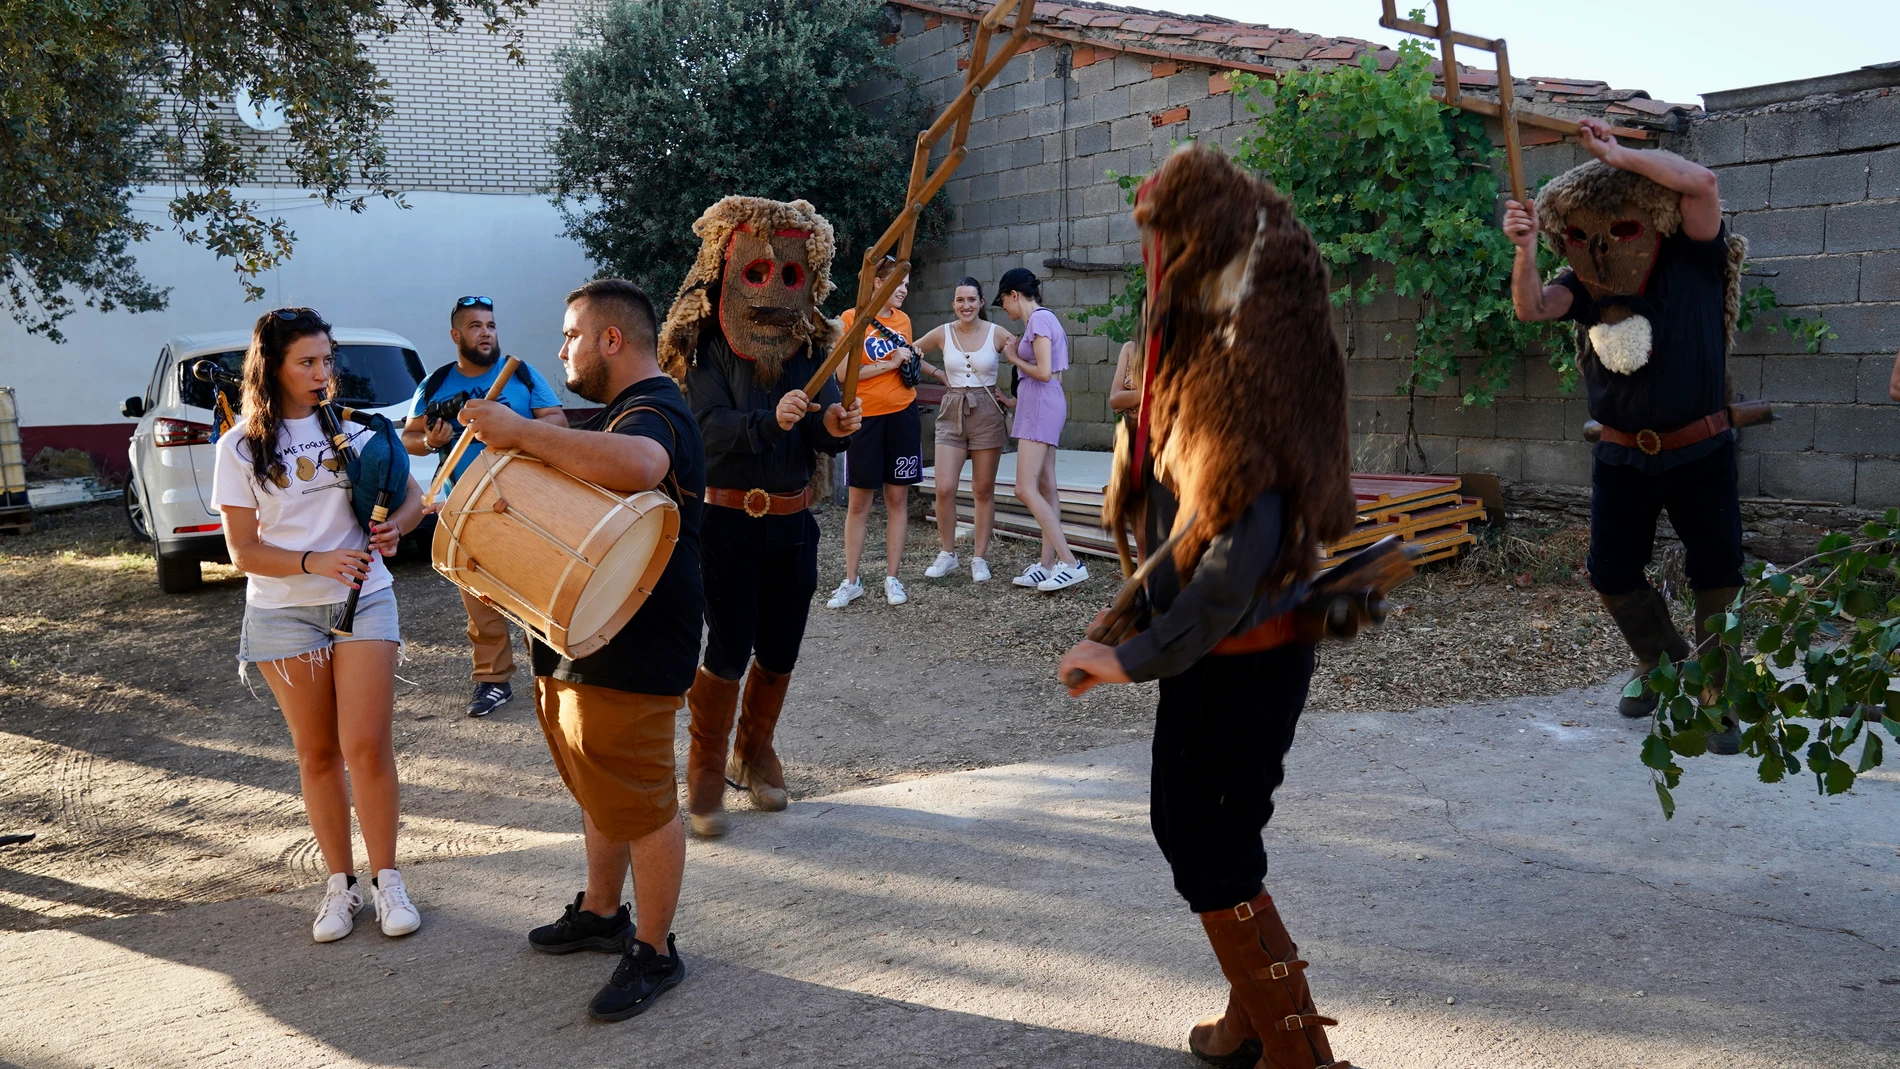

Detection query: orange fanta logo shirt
(839, 307), (916, 418)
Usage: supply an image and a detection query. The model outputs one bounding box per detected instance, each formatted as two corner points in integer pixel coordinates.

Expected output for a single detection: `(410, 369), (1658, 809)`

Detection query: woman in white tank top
(911, 277), (1016, 583)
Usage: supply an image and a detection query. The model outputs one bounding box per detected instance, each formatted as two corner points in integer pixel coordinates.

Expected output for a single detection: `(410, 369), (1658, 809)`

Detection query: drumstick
(426, 356), (521, 503)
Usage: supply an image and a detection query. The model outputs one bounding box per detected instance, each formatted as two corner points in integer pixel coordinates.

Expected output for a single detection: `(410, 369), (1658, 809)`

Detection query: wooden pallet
(924, 467), (1485, 570)
(0, 507), (32, 535)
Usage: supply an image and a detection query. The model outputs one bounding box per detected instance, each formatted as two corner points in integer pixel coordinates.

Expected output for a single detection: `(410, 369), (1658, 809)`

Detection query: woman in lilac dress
(995, 268), (1088, 593)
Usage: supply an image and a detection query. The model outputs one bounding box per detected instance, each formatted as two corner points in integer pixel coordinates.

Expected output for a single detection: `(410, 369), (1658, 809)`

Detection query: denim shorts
(238, 584), (402, 664)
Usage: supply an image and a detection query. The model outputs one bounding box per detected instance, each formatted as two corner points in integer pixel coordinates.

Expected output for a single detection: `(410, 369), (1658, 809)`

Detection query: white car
(120, 327), (438, 593)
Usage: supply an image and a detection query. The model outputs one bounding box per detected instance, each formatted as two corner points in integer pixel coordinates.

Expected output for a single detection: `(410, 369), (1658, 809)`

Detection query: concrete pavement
(4, 679), (1897, 1068)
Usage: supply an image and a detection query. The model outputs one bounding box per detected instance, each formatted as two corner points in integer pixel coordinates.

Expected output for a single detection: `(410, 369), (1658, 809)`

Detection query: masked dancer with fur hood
(1058, 145), (1357, 1069)
(660, 197), (863, 838)
(1505, 117), (1747, 752)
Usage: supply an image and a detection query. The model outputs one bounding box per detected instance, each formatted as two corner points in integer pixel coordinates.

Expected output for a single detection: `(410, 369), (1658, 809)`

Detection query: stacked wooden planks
(919, 451), (1483, 569)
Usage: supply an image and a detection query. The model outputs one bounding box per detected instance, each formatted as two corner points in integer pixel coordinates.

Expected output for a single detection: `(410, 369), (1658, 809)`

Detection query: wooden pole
(426, 356), (520, 503)
(805, 0), (1031, 410)
(1493, 37), (1529, 207)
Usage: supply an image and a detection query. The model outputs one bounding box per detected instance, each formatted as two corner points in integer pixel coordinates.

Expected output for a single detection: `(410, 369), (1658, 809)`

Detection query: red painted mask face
(718, 225), (816, 365)
(1562, 202), (1662, 302)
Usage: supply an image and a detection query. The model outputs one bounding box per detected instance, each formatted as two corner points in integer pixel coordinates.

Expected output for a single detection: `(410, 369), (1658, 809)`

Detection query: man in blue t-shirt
(403, 295), (567, 718)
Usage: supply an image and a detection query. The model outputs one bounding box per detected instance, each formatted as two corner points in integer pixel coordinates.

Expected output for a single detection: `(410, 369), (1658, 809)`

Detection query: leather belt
(1210, 613), (1299, 656)
(705, 486), (811, 518)
(1598, 410), (1731, 456)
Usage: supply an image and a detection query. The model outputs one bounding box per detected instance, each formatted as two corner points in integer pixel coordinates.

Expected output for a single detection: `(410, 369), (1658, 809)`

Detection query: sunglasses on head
(271, 307), (318, 322)
(457, 296), (494, 309)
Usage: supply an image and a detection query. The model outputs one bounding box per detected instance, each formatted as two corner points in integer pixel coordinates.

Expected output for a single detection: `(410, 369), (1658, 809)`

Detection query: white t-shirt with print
(212, 414), (393, 608)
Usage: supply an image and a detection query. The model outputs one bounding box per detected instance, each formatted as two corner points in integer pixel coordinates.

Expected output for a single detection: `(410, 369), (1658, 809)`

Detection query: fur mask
(1536, 157), (1749, 372)
(658, 196), (838, 385)
(1104, 144), (1355, 590)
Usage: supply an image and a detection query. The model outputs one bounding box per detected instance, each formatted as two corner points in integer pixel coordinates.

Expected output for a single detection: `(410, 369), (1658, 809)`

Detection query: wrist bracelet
(300, 550), (311, 574)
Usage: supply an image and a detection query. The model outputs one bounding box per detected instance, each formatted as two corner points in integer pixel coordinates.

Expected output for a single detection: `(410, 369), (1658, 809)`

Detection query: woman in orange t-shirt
(825, 258), (943, 610)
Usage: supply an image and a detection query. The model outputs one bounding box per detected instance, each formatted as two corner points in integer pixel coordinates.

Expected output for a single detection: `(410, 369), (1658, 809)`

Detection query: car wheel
(124, 472), (152, 542)
(155, 543), (203, 593)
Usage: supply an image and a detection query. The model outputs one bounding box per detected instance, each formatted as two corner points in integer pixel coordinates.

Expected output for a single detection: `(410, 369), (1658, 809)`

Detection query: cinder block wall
(1672, 91), (1900, 507)
(872, 9), (1899, 511)
(855, 10), (1259, 451)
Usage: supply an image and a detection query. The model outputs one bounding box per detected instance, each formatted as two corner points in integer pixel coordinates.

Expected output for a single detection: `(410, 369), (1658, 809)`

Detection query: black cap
(993, 267), (1037, 307)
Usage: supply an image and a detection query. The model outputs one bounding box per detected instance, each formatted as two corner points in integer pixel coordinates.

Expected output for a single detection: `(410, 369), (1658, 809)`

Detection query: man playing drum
(457, 279), (704, 1022)
(655, 196), (862, 838)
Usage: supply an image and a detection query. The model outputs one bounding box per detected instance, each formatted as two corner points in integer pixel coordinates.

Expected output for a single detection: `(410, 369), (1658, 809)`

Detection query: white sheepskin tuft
(1589, 315), (1653, 375)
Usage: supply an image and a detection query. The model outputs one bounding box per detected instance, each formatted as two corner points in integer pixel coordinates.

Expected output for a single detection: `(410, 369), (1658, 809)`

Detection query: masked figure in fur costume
(1505, 116), (1747, 750)
(1058, 144), (1357, 1069)
(661, 196), (863, 837)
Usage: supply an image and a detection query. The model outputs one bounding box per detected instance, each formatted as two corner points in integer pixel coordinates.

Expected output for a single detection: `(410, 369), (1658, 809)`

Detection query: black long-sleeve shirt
(685, 334), (850, 493)
(1113, 477), (1298, 683)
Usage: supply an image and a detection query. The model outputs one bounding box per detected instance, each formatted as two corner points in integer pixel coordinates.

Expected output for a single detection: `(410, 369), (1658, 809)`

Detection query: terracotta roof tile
(884, 0), (1698, 129)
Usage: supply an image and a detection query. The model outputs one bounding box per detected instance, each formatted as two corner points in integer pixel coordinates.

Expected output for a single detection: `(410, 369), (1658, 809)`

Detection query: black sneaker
(528, 891), (631, 954)
(467, 681), (512, 718)
(587, 933), (686, 1022)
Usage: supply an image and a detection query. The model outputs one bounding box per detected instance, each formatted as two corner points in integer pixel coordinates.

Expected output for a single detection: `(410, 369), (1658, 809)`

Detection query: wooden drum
(432, 448), (678, 660)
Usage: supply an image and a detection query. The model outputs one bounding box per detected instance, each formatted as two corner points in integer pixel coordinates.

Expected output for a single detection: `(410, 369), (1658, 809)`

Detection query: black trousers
(700, 506), (821, 680)
(1151, 642), (1315, 914)
(1588, 439), (1745, 596)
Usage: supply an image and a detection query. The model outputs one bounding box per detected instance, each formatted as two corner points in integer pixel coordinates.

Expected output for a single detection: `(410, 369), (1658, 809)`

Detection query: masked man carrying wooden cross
(1505, 116), (1749, 752)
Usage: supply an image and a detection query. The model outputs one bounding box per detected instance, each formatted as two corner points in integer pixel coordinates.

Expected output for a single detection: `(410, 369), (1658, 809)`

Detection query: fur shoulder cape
(657, 196), (839, 381)
(1105, 144), (1355, 589)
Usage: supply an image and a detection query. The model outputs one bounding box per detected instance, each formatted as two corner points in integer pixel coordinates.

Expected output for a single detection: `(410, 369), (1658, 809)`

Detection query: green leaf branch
(1637, 508), (1900, 817)
(1735, 278), (1839, 354)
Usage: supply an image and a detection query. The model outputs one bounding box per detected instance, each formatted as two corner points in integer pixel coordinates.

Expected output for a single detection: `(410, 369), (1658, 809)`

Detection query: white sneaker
(885, 576), (908, 605)
(1012, 562), (1052, 588)
(924, 551), (958, 578)
(1037, 561), (1091, 592)
(971, 557), (992, 583)
(311, 872), (363, 943)
(826, 578), (863, 609)
(371, 868), (421, 937)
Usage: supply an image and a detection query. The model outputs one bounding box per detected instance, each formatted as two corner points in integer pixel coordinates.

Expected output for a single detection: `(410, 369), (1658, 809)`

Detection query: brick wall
(216, 1), (584, 193)
(875, 6), (1899, 512)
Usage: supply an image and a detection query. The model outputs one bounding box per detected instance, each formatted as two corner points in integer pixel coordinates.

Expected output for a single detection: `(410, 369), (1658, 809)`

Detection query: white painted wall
(2, 187), (597, 429)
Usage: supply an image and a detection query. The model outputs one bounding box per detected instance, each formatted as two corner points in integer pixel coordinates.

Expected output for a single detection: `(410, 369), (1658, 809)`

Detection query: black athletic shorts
(846, 405), (922, 489)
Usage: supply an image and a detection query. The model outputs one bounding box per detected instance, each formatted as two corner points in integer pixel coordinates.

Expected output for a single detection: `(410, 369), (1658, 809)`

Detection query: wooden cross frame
(801, 0), (1034, 405)
(1379, 0), (1619, 207)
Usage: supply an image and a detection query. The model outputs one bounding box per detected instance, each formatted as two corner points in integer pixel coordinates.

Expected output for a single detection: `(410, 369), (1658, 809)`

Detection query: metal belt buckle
(1635, 428), (1663, 456)
(743, 487), (771, 518)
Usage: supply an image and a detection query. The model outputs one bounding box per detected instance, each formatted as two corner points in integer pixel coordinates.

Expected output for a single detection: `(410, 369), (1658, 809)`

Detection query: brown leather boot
(1198, 891), (1351, 1069)
(728, 661), (790, 811)
(1188, 988), (1262, 1068)
(1598, 587), (1692, 718)
(1693, 586), (1743, 754)
(685, 667), (740, 837)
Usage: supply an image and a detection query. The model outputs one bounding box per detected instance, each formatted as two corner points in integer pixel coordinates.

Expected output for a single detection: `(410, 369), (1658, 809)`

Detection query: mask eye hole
(1566, 226), (1589, 244)
(741, 259), (773, 286)
(781, 263), (806, 289)
(1610, 220), (1644, 240)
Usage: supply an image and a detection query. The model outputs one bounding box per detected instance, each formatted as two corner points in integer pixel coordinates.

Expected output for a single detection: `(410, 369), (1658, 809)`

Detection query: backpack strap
(606, 404), (698, 504)
(420, 361), (457, 406)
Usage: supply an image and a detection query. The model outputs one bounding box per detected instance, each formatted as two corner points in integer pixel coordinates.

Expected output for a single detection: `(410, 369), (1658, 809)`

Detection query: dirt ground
(0, 499), (1637, 931)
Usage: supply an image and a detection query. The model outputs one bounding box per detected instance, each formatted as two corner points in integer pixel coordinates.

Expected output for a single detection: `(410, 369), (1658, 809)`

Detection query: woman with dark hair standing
(995, 267), (1088, 593)
(909, 276), (1014, 582)
(212, 307), (427, 944)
